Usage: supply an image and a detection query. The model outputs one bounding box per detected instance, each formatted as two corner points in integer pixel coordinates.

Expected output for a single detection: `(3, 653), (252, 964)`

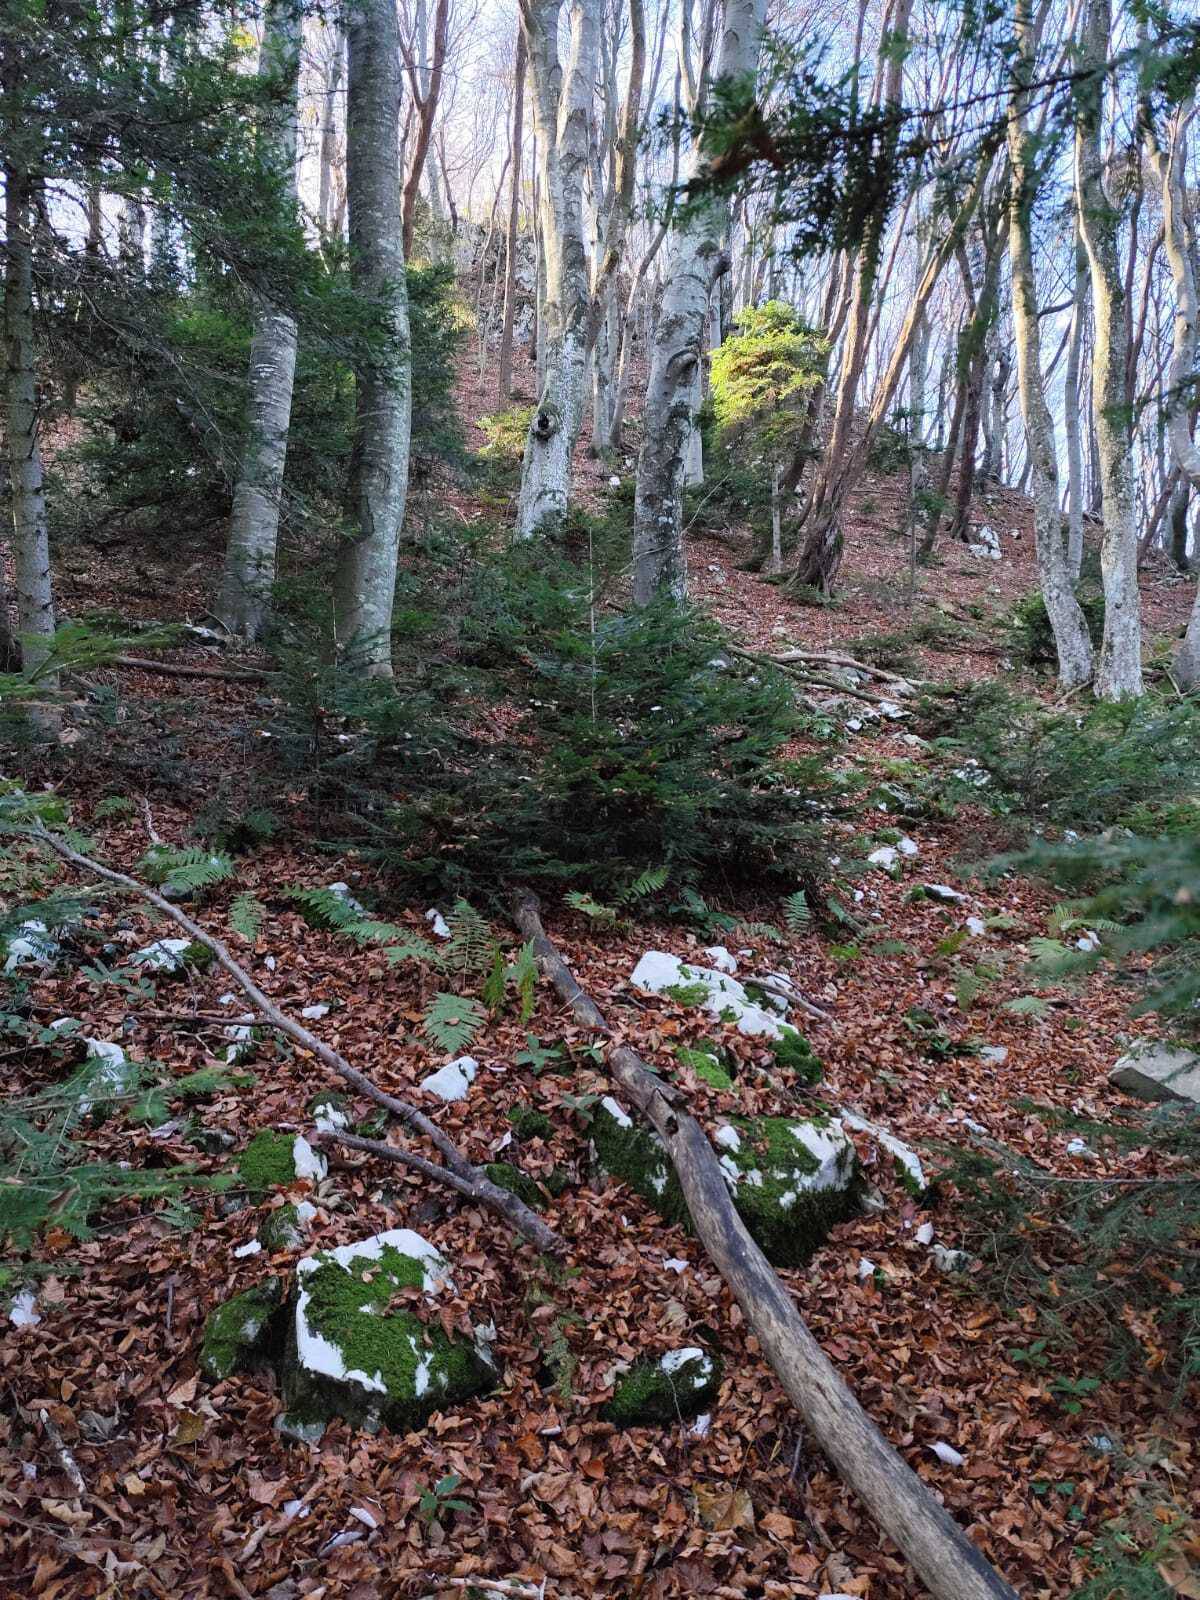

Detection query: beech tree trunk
(335, 0), (413, 677)
(497, 24), (527, 405)
(1064, 229), (1088, 582)
(631, 0), (765, 604)
(1007, 0), (1093, 686)
(216, 0), (302, 642)
(1144, 95), (1200, 687)
(514, 0), (602, 539)
(4, 162), (55, 675)
(317, 26), (345, 242)
(1075, 0), (1143, 699)
(513, 893), (1019, 1600)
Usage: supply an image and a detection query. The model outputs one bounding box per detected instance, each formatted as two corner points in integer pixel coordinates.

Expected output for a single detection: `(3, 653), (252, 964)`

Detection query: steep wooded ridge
(2, 1), (1200, 1598)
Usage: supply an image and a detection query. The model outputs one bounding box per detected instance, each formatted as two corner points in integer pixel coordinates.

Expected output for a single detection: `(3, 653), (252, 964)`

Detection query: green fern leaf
(1004, 993), (1051, 1018)
(422, 993), (486, 1056)
(618, 864), (669, 903)
(782, 890), (811, 934)
(564, 890), (617, 924)
(229, 893), (264, 943)
(443, 900), (496, 977)
(140, 846), (233, 895)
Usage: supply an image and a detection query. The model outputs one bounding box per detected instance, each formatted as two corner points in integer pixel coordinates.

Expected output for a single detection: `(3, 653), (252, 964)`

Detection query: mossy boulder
(258, 1201), (315, 1253)
(199, 1277), (284, 1380)
(237, 1130), (327, 1193)
(769, 1026), (823, 1086)
(592, 1099), (859, 1266)
(675, 1044), (734, 1091)
(483, 1162), (544, 1208)
(308, 1092), (352, 1131)
(507, 1106), (553, 1143)
(277, 1229), (496, 1439)
(603, 1347), (721, 1427)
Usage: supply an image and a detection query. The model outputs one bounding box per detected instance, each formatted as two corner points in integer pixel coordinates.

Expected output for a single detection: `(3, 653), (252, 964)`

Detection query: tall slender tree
(631, 0), (766, 604)
(335, 0), (413, 676)
(1074, 0), (1143, 698)
(216, 0), (303, 642)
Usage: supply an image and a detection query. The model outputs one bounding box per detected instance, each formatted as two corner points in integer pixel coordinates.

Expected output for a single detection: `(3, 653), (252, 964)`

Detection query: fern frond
(782, 890), (811, 934)
(285, 885), (404, 946)
(229, 893), (264, 943)
(564, 890), (617, 924)
(442, 900), (497, 977)
(422, 993), (486, 1055)
(139, 846), (233, 895)
(617, 864), (669, 903)
(1004, 993), (1051, 1018)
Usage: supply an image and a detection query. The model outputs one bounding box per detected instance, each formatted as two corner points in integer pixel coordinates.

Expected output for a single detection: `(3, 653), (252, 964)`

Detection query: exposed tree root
(512, 889), (1017, 1600)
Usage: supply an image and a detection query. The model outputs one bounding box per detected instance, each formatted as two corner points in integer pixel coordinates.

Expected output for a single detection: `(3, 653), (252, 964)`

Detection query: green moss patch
(281, 1234), (496, 1435)
(603, 1347), (721, 1427)
(675, 1044), (734, 1091)
(507, 1106), (553, 1143)
(199, 1277), (284, 1381)
(237, 1130), (323, 1192)
(483, 1162), (544, 1208)
(770, 1026), (823, 1085)
(592, 1100), (859, 1266)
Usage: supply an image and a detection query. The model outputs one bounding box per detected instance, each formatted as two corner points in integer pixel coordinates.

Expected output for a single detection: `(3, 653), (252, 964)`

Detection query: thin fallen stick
(112, 655), (268, 684)
(30, 828), (564, 1258)
(38, 1408), (86, 1498)
(513, 890), (1017, 1600)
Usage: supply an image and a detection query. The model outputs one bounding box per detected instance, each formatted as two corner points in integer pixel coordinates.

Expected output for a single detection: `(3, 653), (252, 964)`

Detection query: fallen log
(513, 890), (1017, 1600)
(29, 827), (565, 1258)
(112, 655), (268, 683)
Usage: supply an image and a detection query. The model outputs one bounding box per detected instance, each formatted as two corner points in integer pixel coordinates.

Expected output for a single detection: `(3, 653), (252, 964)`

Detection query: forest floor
(3, 359), (1199, 1600)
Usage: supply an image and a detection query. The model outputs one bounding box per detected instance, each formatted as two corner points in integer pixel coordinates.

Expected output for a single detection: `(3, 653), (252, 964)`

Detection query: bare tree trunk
(514, 0), (602, 539)
(497, 24), (527, 405)
(1007, 0), (1093, 686)
(318, 26), (345, 240)
(1144, 94), (1200, 686)
(399, 0), (450, 260)
(4, 155), (55, 676)
(334, 0), (413, 677)
(216, 0), (302, 642)
(1075, 0), (1143, 699)
(1064, 228), (1088, 581)
(632, 0), (766, 603)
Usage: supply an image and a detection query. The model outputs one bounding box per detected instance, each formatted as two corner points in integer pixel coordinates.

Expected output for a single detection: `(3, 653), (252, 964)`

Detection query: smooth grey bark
(216, 0), (302, 642)
(1075, 0), (1143, 698)
(514, 0), (603, 538)
(1007, 0), (1094, 687)
(1064, 228), (1088, 582)
(497, 23), (527, 405)
(1144, 96), (1200, 687)
(335, 0), (413, 677)
(317, 26), (345, 241)
(4, 165), (55, 676)
(632, 0), (766, 604)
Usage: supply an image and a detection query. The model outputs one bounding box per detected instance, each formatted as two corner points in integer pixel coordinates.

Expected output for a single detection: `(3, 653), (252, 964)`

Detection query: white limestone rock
(1108, 1040), (1200, 1106)
(419, 1055), (479, 1103)
(630, 951), (789, 1040)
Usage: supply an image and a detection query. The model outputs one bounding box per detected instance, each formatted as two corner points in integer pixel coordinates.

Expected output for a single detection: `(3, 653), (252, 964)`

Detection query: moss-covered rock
(769, 1026), (823, 1086)
(483, 1162), (544, 1208)
(258, 1201), (315, 1253)
(308, 1092), (352, 1131)
(279, 1230), (496, 1438)
(592, 1100), (860, 1267)
(603, 1347), (721, 1427)
(675, 1044), (734, 1091)
(237, 1131), (327, 1193)
(507, 1106), (553, 1143)
(199, 1277), (284, 1380)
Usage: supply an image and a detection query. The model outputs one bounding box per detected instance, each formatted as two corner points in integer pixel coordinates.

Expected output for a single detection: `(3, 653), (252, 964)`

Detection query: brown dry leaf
(1159, 1560), (1200, 1599)
(169, 1411), (206, 1448)
(694, 1485), (755, 1532)
(165, 1374), (198, 1407)
(122, 1473), (146, 1498)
